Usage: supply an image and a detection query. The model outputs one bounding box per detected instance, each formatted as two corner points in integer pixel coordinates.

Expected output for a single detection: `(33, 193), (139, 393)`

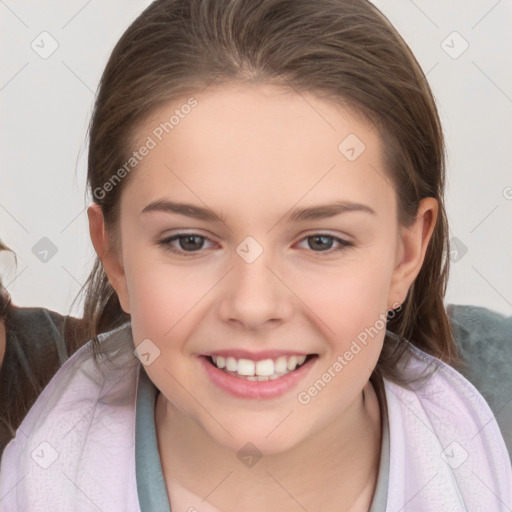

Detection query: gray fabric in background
(447, 304), (512, 460)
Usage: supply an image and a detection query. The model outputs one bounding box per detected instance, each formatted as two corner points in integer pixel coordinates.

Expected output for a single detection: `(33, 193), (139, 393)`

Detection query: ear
(387, 197), (438, 309)
(87, 204), (131, 314)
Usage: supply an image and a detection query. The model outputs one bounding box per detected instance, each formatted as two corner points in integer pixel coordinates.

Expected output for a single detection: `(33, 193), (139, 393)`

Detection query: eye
(158, 232), (353, 257)
(296, 233), (353, 253)
(158, 233), (216, 256)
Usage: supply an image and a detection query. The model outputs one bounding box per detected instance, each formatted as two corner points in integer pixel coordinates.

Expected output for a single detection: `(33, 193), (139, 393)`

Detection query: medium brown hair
(83, 0), (461, 386)
(0, 241), (13, 321)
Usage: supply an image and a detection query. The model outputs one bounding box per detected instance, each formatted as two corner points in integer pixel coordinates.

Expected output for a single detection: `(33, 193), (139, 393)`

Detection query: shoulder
(0, 322), (141, 511)
(0, 307), (90, 456)
(5, 305), (88, 359)
(447, 304), (512, 459)
(383, 340), (512, 510)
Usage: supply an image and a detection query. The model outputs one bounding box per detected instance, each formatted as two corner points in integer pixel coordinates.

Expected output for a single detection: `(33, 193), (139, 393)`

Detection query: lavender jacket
(0, 323), (510, 511)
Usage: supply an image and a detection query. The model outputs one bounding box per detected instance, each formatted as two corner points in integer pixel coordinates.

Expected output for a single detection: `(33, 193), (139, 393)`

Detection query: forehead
(124, 83), (395, 222)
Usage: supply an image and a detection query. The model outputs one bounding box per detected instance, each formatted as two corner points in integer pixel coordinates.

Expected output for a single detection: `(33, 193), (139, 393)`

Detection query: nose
(217, 249), (293, 332)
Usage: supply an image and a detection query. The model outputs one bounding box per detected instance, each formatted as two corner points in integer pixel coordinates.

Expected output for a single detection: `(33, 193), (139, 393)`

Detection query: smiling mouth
(205, 354), (317, 381)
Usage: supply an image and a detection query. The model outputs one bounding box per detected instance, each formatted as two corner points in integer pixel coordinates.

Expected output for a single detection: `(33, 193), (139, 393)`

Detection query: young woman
(1, 0), (510, 510)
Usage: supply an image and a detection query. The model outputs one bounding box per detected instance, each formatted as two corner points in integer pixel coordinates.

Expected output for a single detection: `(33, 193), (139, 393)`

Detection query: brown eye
(158, 233), (215, 256)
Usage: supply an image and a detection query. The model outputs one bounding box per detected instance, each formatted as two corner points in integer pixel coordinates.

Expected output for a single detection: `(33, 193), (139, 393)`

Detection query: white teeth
(226, 357), (237, 372)
(212, 355), (226, 369)
(274, 356), (288, 374)
(237, 359), (255, 376)
(255, 359), (274, 376)
(210, 354), (310, 379)
(287, 356), (298, 371)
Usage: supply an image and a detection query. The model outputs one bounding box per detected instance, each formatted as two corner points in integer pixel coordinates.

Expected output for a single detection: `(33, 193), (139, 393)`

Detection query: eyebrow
(141, 199), (376, 224)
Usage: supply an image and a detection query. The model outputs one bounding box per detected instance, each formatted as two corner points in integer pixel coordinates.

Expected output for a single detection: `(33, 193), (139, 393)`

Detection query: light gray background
(1, 0), (511, 318)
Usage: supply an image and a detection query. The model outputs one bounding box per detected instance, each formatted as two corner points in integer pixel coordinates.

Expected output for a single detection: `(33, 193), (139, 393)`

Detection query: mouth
(199, 352), (318, 400)
(205, 354), (316, 381)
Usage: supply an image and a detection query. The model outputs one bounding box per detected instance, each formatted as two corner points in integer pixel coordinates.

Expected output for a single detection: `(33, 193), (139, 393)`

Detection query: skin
(89, 83), (437, 512)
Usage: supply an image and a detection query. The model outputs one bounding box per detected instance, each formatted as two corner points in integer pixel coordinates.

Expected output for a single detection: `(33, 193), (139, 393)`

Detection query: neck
(155, 380), (382, 512)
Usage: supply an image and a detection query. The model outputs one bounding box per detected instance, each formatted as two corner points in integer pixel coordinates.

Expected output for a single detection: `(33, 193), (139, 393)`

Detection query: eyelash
(157, 232), (353, 257)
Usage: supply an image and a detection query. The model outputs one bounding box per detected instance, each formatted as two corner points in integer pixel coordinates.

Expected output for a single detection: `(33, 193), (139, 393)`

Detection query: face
(90, 83), (436, 454)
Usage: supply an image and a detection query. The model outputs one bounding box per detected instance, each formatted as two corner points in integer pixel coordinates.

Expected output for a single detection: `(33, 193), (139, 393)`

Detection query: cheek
(123, 248), (224, 356)
(295, 262), (391, 417)
(300, 254), (393, 337)
(123, 250), (196, 341)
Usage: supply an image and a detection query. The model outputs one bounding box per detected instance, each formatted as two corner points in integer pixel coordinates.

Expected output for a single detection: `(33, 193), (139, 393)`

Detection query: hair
(0, 241), (13, 322)
(0, 241), (91, 452)
(83, 0), (462, 389)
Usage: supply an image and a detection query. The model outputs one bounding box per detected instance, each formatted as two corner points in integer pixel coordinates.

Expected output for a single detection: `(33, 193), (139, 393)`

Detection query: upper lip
(201, 350), (315, 361)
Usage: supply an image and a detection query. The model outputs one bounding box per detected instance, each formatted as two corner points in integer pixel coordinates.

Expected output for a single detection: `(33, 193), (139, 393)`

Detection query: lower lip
(200, 356), (316, 400)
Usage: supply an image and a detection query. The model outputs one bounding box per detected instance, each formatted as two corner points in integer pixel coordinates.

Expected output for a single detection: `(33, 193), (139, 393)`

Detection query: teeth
(237, 359), (255, 376)
(297, 355), (307, 365)
(255, 359), (274, 376)
(274, 356), (288, 374)
(210, 354), (310, 379)
(226, 357), (237, 372)
(287, 356), (298, 371)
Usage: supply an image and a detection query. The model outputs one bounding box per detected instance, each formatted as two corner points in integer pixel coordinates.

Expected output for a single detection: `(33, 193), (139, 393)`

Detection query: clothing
(0, 322), (510, 511)
(134, 368), (391, 511)
(0, 306), (88, 456)
(448, 304), (512, 459)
